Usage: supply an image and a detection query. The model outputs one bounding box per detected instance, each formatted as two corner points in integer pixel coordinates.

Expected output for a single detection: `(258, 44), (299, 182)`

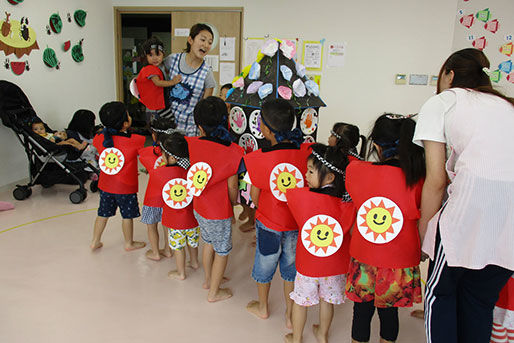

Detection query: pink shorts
(289, 272), (347, 306)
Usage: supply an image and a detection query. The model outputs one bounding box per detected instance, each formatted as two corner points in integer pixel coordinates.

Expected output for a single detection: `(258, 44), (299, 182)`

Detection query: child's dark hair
(438, 48), (514, 105)
(141, 36), (164, 66)
(332, 122), (367, 158)
(220, 83), (232, 93)
(161, 132), (189, 160)
(30, 117), (44, 127)
(369, 114), (425, 186)
(261, 99), (302, 146)
(185, 23), (214, 53)
(307, 143), (349, 198)
(150, 116), (177, 143)
(193, 96), (233, 142)
(67, 109), (96, 140)
(99, 101), (128, 131)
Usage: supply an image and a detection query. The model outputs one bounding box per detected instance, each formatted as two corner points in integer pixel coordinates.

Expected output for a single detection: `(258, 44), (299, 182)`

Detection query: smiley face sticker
(301, 215), (343, 257)
(162, 178), (193, 209)
(153, 156), (166, 169)
(186, 162), (212, 196)
(357, 196), (404, 244)
(269, 163), (304, 202)
(99, 148), (125, 175)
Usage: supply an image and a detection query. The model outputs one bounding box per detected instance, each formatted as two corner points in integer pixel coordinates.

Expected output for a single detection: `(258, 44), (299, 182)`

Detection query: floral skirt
(345, 257), (421, 308)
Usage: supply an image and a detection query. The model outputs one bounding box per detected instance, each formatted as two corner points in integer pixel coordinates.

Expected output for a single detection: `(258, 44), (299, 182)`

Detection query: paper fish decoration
(261, 39), (279, 57)
(233, 77), (245, 89)
(305, 80), (320, 97)
(258, 83), (273, 99)
(500, 42), (513, 57)
(484, 19), (499, 33)
(489, 69), (501, 83)
(472, 36), (486, 51)
(293, 79), (306, 97)
(247, 81), (263, 94)
(498, 60), (513, 74)
(296, 63), (306, 78)
(278, 86), (292, 100)
(476, 8), (491, 23)
(280, 65), (293, 81)
(459, 14), (474, 29)
(249, 62), (261, 80)
(280, 40), (296, 59)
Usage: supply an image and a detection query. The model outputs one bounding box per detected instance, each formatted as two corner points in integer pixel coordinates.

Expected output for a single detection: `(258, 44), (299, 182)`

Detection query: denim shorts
(194, 210), (232, 256)
(252, 219), (298, 283)
(98, 191), (140, 219)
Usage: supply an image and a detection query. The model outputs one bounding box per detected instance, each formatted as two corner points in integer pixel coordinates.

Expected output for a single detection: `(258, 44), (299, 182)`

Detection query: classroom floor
(0, 172), (426, 343)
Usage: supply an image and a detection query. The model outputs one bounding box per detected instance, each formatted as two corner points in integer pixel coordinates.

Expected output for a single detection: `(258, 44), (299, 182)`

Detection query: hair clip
(482, 67), (491, 76)
(385, 113), (418, 120)
(311, 150), (344, 175)
(150, 44), (164, 52)
(330, 130), (342, 140)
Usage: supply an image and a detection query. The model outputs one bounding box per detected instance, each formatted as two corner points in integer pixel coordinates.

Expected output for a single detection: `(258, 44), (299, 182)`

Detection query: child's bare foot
(312, 324), (327, 343)
(125, 241), (146, 251)
(410, 309), (424, 319)
(202, 276), (229, 289)
(246, 300), (269, 319)
(168, 270), (186, 280)
(159, 249), (173, 258)
(90, 241), (103, 251)
(207, 288), (233, 302)
(284, 333), (296, 343)
(145, 249), (161, 261)
(186, 261), (200, 270)
(239, 220), (255, 232)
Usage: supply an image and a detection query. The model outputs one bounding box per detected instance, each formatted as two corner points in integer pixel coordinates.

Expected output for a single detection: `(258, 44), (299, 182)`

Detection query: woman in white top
(413, 48), (514, 343)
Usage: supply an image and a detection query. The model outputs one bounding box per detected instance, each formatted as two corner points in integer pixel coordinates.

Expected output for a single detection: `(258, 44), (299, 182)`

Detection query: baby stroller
(0, 80), (99, 204)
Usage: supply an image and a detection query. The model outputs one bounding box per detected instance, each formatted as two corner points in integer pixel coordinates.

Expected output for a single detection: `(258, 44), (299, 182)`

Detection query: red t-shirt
(136, 65), (165, 110)
(93, 133), (146, 194)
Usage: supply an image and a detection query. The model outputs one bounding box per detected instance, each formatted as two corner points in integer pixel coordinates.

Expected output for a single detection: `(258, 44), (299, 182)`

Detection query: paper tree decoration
(0, 13), (39, 58)
(226, 39), (326, 152)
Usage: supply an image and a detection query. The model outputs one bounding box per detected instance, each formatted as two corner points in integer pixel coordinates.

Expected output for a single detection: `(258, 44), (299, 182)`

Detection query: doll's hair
(307, 143), (349, 198)
(331, 122), (367, 158)
(184, 23), (214, 53)
(141, 36), (165, 66)
(193, 96), (233, 142)
(368, 114), (425, 186)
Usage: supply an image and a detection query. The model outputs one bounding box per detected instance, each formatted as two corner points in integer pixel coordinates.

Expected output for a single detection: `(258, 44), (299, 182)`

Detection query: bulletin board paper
(219, 62), (235, 86)
(220, 37), (236, 61)
(244, 38), (265, 68)
(327, 43), (346, 68)
(205, 55), (219, 72)
(302, 41), (323, 71)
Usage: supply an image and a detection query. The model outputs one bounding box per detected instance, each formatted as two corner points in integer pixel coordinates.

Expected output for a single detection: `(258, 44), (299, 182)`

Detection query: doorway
(114, 7), (243, 129)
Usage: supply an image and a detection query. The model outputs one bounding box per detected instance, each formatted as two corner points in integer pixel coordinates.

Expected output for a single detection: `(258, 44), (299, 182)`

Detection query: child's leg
(239, 207), (256, 232)
(145, 223), (160, 260)
(491, 322), (508, 343)
(202, 243), (215, 289)
(168, 248), (186, 280)
(207, 253), (232, 302)
(284, 303), (307, 343)
(122, 219), (145, 251)
(91, 216), (108, 250)
(312, 300), (334, 343)
(189, 246), (199, 269)
(185, 228), (199, 269)
(160, 225), (172, 257)
(247, 282), (271, 319)
(284, 280), (295, 329)
(351, 301), (375, 343)
(377, 307), (398, 343)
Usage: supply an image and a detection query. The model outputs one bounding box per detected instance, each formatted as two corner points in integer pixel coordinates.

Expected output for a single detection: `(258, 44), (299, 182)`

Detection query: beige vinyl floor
(0, 173), (426, 343)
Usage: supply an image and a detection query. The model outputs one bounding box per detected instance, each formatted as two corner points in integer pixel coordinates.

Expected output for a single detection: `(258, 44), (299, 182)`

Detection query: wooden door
(171, 11), (242, 91)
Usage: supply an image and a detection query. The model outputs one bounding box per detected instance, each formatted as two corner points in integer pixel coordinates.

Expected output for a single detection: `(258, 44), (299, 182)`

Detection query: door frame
(113, 6), (244, 101)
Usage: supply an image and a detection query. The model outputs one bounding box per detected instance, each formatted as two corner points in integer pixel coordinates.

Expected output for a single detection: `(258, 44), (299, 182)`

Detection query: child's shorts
(167, 227), (200, 250)
(252, 219), (297, 283)
(290, 272), (347, 306)
(194, 210), (232, 256)
(98, 191), (140, 219)
(140, 205), (162, 224)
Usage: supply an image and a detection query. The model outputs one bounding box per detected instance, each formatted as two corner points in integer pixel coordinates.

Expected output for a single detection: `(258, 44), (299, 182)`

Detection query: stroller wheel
(13, 186), (31, 200)
(69, 189), (86, 204)
(90, 180), (98, 193)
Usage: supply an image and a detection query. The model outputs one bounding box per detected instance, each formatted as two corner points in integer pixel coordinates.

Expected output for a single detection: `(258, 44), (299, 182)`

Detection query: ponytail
(398, 119), (425, 186)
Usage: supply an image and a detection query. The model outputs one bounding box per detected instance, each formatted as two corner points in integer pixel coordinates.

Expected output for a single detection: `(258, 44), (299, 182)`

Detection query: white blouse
(414, 88), (514, 270)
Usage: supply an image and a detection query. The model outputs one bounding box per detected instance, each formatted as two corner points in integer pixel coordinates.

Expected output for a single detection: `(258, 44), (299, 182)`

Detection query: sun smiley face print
(301, 214), (344, 257)
(186, 162), (212, 197)
(269, 163), (304, 202)
(99, 148), (125, 175)
(162, 178), (193, 209)
(356, 196), (404, 244)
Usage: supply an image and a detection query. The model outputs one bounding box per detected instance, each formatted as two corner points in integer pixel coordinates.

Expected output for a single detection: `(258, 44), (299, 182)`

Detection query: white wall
(1, 0), (459, 187)
(0, 0), (114, 187)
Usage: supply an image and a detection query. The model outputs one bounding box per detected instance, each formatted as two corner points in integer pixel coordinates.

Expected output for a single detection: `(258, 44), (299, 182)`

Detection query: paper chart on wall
(220, 62), (235, 86)
(302, 41), (323, 71)
(220, 37), (236, 61)
(327, 43), (346, 68)
(205, 55), (219, 72)
(244, 38), (265, 68)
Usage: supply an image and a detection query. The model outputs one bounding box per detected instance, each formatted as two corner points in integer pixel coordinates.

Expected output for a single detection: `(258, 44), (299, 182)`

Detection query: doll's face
(32, 123), (46, 136)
